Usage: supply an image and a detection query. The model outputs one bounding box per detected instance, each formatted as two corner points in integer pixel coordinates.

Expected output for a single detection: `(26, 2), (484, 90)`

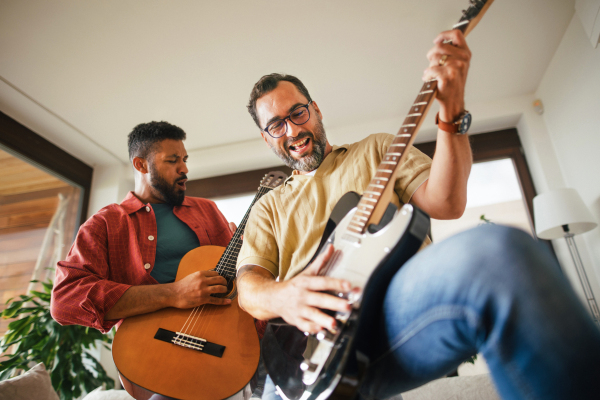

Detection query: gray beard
(269, 118), (328, 172)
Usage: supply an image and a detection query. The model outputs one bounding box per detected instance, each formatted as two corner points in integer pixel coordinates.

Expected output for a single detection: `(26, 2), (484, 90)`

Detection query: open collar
(284, 143), (349, 186)
(120, 191), (193, 214)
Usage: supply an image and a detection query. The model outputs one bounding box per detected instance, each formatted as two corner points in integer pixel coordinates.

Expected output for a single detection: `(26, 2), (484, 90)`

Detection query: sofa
(0, 362), (500, 400)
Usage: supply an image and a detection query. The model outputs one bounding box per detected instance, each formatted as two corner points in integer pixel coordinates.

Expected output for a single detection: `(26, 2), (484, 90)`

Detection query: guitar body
(113, 246), (260, 400)
(263, 199), (430, 400)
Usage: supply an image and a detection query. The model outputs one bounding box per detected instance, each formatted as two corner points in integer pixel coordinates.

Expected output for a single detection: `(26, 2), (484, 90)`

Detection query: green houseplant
(0, 280), (114, 400)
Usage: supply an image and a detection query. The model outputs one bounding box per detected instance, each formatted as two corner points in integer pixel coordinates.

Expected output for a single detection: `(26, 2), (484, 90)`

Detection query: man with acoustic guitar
(52, 121), (234, 335)
(236, 30), (600, 399)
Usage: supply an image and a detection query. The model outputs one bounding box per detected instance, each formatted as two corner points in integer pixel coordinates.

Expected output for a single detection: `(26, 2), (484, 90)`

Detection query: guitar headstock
(453, 0), (494, 37)
(259, 171), (288, 189)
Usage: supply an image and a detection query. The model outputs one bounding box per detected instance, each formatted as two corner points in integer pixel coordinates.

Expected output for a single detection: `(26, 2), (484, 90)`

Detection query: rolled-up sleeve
(236, 200), (279, 278)
(51, 217), (132, 333)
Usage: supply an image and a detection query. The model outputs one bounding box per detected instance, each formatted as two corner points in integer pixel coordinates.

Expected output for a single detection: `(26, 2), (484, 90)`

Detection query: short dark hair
(247, 73), (313, 129)
(127, 121), (186, 161)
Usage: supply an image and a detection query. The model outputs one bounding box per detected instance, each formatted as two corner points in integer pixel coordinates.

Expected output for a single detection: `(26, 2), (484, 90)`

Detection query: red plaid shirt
(51, 192), (232, 333)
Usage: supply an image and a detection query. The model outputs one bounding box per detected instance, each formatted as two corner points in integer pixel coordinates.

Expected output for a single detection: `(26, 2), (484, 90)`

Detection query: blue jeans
(263, 225), (600, 400)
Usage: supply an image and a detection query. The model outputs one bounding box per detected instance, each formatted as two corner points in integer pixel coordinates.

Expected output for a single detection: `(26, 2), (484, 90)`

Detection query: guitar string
(174, 304), (202, 347)
(193, 186), (269, 339)
(213, 186), (267, 279)
(175, 187), (260, 343)
(214, 186), (267, 277)
(179, 185), (272, 342)
(192, 185), (270, 340)
(182, 87), (433, 347)
(174, 41), (434, 352)
(346, 84), (435, 237)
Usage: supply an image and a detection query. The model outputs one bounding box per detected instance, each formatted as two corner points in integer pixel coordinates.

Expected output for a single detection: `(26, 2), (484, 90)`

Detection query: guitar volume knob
(316, 329), (335, 341)
(300, 361), (318, 373)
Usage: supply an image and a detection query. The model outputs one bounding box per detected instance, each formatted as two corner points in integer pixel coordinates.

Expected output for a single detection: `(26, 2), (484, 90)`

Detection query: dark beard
(269, 116), (328, 172)
(149, 164), (186, 206)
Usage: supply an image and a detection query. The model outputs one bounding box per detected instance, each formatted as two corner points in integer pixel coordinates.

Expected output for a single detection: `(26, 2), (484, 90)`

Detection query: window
(415, 128), (539, 242)
(0, 111), (93, 337)
(431, 158), (533, 242)
(213, 194), (256, 226)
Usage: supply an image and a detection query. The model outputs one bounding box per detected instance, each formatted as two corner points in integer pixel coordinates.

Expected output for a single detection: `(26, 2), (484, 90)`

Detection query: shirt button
(145, 206), (150, 212)
(148, 235), (154, 241)
(144, 263), (151, 270)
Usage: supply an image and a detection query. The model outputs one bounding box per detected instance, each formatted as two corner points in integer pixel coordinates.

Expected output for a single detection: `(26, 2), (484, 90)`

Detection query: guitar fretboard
(344, 0), (489, 237)
(214, 186), (272, 280)
(214, 171), (287, 279)
(346, 79), (438, 236)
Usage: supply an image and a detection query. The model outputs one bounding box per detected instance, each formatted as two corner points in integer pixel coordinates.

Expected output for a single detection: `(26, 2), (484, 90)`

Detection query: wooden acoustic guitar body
(112, 246), (260, 400)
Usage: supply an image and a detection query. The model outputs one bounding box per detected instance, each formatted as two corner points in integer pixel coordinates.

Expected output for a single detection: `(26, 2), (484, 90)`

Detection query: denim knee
(436, 224), (559, 294)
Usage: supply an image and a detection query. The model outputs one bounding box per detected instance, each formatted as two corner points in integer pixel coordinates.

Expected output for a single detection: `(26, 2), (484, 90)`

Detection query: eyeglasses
(263, 101), (313, 138)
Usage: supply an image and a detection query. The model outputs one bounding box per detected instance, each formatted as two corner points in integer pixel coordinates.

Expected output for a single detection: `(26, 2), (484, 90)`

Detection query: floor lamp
(533, 188), (600, 327)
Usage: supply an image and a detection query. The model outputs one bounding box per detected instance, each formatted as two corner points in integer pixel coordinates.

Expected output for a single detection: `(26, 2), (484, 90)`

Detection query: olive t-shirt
(237, 133), (432, 280)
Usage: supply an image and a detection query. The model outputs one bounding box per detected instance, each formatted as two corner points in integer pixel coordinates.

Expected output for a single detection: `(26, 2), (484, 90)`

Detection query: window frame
(0, 111), (93, 225)
(414, 128), (537, 232)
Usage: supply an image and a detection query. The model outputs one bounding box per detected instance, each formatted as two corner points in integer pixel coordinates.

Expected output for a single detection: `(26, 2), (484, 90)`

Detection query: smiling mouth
(289, 137), (311, 154)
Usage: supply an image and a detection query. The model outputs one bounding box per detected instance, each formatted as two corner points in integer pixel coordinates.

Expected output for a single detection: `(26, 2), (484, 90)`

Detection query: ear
(260, 131), (272, 149)
(312, 101), (323, 120)
(132, 157), (149, 174)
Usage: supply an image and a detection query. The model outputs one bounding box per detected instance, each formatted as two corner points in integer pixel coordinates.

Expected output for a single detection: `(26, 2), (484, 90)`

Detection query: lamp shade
(533, 188), (597, 240)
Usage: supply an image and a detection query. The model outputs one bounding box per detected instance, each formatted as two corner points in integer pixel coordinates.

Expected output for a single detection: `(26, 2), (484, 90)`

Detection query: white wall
(533, 14), (600, 305)
(88, 163), (134, 218)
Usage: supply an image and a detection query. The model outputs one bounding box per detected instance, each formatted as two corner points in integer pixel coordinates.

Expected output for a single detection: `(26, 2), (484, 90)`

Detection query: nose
(179, 160), (189, 175)
(285, 118), (302, 139)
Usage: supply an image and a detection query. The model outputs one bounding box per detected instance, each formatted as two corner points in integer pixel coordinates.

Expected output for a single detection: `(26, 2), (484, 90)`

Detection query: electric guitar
(112, 171), (288, 400)
(262, 2), (494, 399)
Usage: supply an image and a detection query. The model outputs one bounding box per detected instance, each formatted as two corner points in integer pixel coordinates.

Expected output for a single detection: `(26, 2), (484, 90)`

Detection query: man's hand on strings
(272, 245), (352, 334)
(170, 270), (231, 308)
(423, 29), (471, 122)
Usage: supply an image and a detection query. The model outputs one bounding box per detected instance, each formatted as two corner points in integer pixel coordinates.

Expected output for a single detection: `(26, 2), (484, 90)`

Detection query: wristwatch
(435, 111), (471, 135)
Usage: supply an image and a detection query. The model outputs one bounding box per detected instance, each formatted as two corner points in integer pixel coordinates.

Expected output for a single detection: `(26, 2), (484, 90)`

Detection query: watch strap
(435, 112), (459, 134)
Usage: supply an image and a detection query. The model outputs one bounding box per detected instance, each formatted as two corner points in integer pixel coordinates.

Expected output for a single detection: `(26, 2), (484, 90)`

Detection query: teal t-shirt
(150, 203), (200, 283)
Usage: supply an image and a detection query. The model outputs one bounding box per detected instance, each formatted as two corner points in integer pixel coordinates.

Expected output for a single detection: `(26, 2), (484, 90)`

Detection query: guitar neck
(214, 186), (271, 280)
(214, 171), (287, 279)
(345, 0), (494, 237)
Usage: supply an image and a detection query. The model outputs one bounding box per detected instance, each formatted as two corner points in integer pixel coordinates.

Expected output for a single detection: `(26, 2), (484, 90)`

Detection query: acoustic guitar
(261, 2), (494, 399)
(112, 171), (288, 400)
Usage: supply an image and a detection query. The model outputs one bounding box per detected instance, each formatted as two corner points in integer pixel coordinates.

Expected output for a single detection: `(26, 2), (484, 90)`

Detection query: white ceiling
(0, 0), (575, 179)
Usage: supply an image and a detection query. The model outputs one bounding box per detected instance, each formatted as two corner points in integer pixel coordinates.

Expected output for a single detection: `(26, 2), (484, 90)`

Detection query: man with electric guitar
(236, 27), (600, 400)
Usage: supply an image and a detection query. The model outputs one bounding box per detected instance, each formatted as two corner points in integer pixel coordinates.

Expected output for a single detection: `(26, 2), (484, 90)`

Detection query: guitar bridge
(154, 328), (226, 358)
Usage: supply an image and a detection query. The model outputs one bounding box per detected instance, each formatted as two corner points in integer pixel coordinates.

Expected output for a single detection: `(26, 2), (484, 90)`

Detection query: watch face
(459, 112), (472, 134)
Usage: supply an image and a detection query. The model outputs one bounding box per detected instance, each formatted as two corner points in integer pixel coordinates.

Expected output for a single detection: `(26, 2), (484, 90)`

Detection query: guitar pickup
(154, 328), (225, 358)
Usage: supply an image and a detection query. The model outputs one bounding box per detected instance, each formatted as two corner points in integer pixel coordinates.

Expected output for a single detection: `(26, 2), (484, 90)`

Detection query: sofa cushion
(0, 362), (59, 400)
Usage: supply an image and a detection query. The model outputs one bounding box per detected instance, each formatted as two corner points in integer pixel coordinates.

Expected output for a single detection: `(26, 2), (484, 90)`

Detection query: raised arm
(411, 29), (473, 220)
